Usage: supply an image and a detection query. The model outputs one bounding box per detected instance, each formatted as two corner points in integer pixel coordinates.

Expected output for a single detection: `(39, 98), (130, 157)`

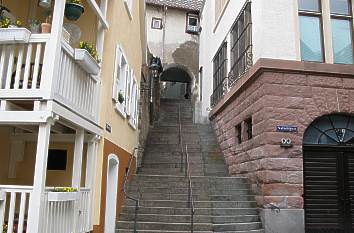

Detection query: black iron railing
(178, 104), (195, 232)
(210, 76), (228, 107)
(122, 148), (140, 233)
(210, 1), (253, 108)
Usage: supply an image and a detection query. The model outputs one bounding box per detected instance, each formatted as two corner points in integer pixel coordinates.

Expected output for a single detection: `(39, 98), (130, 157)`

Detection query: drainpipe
(162, 5), (167, 63)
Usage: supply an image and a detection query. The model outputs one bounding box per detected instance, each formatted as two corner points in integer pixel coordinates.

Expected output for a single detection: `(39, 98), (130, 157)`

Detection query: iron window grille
(228, 1), (253, 88)
(210, 41), (228, 107)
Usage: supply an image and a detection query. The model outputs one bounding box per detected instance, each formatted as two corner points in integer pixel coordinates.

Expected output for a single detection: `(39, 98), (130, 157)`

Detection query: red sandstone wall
(210, 63), (354, 209)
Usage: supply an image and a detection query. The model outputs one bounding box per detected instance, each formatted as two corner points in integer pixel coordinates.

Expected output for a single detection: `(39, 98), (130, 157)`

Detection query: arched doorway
(303, 114), (354, 233)
(104, 154), (120, 233)
(160, 64), (194, 100)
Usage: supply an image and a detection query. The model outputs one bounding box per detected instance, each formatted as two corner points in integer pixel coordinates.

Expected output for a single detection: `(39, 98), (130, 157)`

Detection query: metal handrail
(185, 145), (195, 233)
(122, 147), (140, 233)
(179, 104), (184, 172)
(178, 104), (195, 232)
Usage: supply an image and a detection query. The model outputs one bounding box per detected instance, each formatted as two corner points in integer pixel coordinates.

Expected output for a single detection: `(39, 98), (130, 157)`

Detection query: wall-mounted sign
(105, 123), (112, 133)
(276, 125), (298, 133)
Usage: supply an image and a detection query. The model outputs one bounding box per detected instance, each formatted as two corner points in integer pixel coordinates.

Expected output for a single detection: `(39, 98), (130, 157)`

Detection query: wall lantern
(149, 57), (162, 78)
(39, 0), (52, 9)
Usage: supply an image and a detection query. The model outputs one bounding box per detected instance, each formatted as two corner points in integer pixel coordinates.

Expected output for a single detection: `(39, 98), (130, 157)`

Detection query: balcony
(0, 186), (92, 233)
(0, 0), (108, 129)
(0, 34), (100, 123)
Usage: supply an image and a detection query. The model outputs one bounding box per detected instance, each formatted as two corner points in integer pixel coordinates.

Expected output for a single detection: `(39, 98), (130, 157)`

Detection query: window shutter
(134, 84), (139, 126)
(125, 68), (132, 115)
(112, 46), (122, 102)
(126, 69), (134, 116)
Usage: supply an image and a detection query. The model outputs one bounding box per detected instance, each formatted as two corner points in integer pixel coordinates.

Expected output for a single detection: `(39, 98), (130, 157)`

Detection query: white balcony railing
(0, 185), (33, 233)
(0, 186), (92, 233)
(54, 41), (100, 123)
(0, 33), (100, 123)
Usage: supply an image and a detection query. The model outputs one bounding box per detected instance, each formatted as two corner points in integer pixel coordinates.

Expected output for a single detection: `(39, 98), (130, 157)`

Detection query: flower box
(74, 48), (100, 75)
(0, 190), (5, 201)
(48, 192), (79, 202)
(0, 28), (31, 44)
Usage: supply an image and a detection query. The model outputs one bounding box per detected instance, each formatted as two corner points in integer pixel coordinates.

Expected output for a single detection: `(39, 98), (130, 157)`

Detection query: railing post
(27, 121), (52, 233)
(40, 0), (65, 99)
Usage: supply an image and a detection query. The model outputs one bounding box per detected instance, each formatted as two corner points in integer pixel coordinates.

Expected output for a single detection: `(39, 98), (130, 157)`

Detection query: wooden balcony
(0, 32), (100, 124)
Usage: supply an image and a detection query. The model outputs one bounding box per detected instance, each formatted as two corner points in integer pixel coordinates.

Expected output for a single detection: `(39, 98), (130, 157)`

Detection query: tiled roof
(146, 0), (204, 11)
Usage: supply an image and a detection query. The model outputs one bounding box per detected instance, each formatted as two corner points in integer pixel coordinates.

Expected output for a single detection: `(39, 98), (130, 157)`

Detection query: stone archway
(160, 64), (196, 100)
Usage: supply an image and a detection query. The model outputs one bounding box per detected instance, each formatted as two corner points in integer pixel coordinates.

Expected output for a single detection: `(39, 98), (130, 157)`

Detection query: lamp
(149, 57), (162, 78)
(39, 0), (52, 9)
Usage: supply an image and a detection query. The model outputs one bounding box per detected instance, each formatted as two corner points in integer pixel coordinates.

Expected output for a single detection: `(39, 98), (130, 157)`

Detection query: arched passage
(303, 114), (354, 233)
(160, 64), (194, 99)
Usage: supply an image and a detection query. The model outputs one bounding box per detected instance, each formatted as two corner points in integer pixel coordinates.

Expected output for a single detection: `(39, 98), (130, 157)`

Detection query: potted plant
(41, 10), (51, 33)
(74, 41), (101, 75)
(0, 17), (31, 44)
(118, 91), (125, 104)
(29, 19), (40, 33)
(48, 187), (79, 202)
(65, 0), (84, 21)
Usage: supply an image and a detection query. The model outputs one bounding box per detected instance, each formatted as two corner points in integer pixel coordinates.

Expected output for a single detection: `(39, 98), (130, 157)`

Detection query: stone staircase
(117, 99), (264, 233)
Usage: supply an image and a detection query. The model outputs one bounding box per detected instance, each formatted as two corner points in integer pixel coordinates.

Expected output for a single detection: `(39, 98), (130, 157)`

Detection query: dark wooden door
(304, 148), (354, 233)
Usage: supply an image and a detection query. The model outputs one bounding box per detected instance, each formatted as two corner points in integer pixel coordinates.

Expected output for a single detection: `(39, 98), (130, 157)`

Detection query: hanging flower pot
(64, 1), (84, 21)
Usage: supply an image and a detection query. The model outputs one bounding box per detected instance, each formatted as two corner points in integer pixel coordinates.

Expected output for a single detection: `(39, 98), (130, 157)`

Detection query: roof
(146, 0), (204, 12)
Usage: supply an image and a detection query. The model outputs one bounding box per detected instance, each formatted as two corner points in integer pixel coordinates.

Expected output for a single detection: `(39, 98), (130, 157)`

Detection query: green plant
(0, 17), (10, 28)
(53, 187), (78, 192)
(30, 19), (40, 26)
(79, 41), (101, 63)
(118, 91), (125, 104)
(15, 19), (22, 27)
(67, 0), (82, 4)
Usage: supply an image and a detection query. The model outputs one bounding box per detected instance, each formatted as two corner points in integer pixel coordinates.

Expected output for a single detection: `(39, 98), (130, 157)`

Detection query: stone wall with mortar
(210, 59), (354, 210)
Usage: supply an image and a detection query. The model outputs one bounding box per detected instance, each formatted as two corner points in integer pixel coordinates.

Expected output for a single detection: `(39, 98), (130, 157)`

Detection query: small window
(245, 117), (253, 140)
(186, 13), (199, 34)
(330, 0), (353, 64)
(235, 124), (242, 144)
(47, 149), (67, 171)
(298, 0), (324, 62)
(113, 45), (129, 117)
(151, 17), (163, 29)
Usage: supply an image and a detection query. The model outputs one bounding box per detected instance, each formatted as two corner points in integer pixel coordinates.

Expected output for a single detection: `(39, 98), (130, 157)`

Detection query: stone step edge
(132, 174), (246, 179)
(122, 206), (261, 210)
(119, 213), (261, 218)
(116, 230), (212, 233)
(125, 200), (256, 203)
(118, 220), (262, 226)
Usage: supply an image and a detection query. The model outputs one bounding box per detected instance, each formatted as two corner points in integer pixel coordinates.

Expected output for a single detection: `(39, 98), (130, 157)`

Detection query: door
(104, 154), (119, 233)
(304, 148), (354, 233)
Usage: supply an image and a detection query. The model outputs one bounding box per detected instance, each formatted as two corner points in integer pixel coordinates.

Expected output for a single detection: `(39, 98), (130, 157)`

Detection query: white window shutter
(134, 84), (139, 126)
(112, 46), (122, 102)
(125, 69), (134, 116)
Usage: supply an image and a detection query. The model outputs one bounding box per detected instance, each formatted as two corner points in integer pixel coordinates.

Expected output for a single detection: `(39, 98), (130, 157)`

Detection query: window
(330, 0), (354, 64)
(124, 0), (133, 19)
(235, 124), (242, 144)
(47, 149), (67, 171)
(113, 45), (130, 117)
(211, 41), (228, 107)
(298, 0), (325, 62)
(245, 117), (253, 140)
(186, 13), (199, 34)
(229, 1), (252, 87)
(151, 17), (163, 29)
